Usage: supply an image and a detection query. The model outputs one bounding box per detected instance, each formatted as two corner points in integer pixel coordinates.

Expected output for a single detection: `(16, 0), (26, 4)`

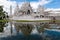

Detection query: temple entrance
(27, 10), (30, 15)
(40, 15), (44, 18)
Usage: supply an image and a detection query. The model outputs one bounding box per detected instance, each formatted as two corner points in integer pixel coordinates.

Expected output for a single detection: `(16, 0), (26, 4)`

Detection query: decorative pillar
(10, 5), (12, 18)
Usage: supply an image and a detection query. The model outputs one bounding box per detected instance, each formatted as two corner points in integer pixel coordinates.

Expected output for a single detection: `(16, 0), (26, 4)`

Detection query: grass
(0, 20), (9, 22)
(0, 20), (60, 23)
(14, 20), (51, 22)
(14, 20), (60, 22)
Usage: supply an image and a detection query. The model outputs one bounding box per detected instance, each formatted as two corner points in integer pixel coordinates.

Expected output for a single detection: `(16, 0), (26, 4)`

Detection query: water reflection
(0, 22), (7, 32)
(0, 22), (60, 40)
(13, 22), (55, 40)
(14, 23), (34, 36)
(37, 23), (50, 33)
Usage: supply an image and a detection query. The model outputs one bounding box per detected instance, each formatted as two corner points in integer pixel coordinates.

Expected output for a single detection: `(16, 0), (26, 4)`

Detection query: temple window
(40, 15), (44, 18)
(35, 16), (39, 18)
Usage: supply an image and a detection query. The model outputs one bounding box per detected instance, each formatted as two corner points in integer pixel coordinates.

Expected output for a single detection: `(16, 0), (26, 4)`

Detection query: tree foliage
(0, 6), (8, 32)
(0, 6), (8, 20)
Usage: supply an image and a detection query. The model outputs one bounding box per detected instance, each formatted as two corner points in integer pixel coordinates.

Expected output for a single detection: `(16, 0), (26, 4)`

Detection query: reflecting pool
(0, 22), (60, 40)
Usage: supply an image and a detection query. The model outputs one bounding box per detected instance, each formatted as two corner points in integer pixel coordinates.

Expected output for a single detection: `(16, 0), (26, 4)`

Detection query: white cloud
(0, 0), (17, 15)
(45, 8), (60, 11)
(30, 2), (39, 9)
(39, 0), (52, 5)
(29, 0), (53, 9)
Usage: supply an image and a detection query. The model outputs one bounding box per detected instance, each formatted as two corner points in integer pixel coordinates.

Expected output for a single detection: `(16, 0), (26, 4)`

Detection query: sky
(0, 0), (60, 15)
(9, 0), (60, 8)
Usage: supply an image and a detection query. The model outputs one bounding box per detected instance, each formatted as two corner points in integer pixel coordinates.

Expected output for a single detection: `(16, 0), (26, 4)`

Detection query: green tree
(0, 6), (8, 32)
(0, 6), (8, 20)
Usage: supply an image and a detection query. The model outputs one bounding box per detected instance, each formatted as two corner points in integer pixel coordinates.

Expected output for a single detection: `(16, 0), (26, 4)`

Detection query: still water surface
(0, 22), (60, 40)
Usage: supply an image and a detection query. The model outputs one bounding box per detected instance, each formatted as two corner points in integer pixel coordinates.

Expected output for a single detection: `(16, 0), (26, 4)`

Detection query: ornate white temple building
(10, 2), (60, 20)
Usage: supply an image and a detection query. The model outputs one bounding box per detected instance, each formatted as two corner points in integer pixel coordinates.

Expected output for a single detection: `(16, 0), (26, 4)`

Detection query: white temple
(10, 1), (60, 20)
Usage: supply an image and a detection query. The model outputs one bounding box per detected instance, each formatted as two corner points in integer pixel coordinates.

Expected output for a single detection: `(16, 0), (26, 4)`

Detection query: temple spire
(14, 3), (19, 16)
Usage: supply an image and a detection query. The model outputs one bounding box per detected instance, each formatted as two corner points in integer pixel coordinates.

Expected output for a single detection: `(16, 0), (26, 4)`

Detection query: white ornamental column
(10, 5), (12, 18)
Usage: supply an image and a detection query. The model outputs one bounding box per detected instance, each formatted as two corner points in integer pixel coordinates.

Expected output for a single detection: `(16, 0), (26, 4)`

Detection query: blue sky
(45, 0), (60, 8)
(10, 0), (39, 2)
(10, 0), (60, 8)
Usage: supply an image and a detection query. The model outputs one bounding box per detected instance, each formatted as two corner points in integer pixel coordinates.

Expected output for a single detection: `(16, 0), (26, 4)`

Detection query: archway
(27, 10), (30, 14)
